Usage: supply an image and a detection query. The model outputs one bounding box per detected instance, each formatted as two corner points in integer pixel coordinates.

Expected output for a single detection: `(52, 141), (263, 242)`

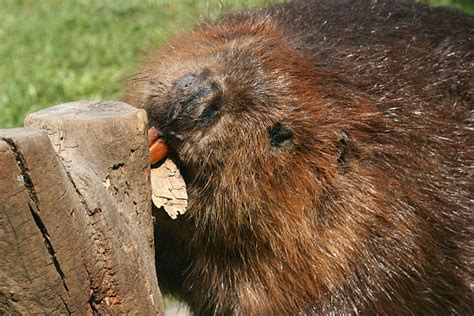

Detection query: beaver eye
(268, 123), (293, 148)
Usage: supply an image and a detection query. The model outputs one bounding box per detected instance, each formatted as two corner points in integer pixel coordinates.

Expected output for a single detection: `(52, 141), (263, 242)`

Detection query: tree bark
(0, 101), (163, 315)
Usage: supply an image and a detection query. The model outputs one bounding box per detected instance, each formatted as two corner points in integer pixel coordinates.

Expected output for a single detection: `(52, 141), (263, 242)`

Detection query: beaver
(125, 0), (473, 314)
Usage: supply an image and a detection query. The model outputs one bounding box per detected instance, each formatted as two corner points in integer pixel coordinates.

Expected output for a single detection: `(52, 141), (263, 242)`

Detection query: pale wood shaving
(151, 159), (188, 219)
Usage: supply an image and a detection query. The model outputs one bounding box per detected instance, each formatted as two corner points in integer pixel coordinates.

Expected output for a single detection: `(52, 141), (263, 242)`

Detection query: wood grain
(0, 101), (163, 314)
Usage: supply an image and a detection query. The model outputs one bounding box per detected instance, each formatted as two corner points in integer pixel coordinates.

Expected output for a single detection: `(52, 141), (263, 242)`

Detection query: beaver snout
(168, 70), (223, 123)
(147, 70), (224, 160)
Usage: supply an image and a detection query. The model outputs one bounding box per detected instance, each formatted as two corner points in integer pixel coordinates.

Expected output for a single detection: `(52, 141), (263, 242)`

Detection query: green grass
(424, 0), (474, 14)
(0, 0), (277, 128)
(0, 0), (472, 128)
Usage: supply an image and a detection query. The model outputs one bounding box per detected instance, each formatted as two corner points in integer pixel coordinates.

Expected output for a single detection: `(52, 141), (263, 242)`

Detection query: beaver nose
(170, 72), (222, 121)
(176, 74), (198, 90)
(172, 73), (211, 113)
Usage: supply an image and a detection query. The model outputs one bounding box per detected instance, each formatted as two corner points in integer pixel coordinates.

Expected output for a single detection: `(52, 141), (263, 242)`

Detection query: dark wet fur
(126, 1), (473, 314)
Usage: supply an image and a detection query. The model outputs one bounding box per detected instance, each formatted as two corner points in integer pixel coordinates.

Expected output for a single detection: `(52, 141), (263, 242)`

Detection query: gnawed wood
(0, 127), (90, 314)
(0, 101), (163, 314)
(151, 159), (188, 220)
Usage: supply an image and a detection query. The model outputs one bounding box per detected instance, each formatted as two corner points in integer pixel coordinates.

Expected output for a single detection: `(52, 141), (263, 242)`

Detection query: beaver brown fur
(125, 0), (473, 314)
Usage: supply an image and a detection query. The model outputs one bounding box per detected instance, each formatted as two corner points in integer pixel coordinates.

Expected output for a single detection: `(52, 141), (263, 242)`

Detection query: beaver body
(126, 0), (473, 314)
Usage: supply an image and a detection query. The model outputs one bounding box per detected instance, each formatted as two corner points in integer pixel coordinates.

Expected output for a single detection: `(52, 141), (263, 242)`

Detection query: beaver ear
(268, 122), (293, 148)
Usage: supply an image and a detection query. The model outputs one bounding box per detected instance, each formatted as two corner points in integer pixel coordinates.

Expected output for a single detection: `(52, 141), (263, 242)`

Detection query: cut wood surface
(151, 159), (188, 220)
(0, 101), (163, 315)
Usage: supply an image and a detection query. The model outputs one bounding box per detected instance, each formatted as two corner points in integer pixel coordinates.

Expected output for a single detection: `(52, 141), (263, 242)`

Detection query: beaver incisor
(125, 0), (473, 314)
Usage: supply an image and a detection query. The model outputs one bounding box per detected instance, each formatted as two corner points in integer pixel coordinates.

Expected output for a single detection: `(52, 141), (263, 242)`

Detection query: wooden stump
(0, 101), (163, 314)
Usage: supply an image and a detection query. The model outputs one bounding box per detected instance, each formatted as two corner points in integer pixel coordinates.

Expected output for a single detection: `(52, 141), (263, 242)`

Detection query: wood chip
(151, 159), (188, 219)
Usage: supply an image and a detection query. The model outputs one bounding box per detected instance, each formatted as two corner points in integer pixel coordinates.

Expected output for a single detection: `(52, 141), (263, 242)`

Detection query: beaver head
(126, 20), (365, 243)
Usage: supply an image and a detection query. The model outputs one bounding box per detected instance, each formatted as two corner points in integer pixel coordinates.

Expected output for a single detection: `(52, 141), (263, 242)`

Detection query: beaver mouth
(146, 70), (224, 179)
(148, 126), (193, 181)
(148, 126), (168, 165)
(148, 126), (186, 166)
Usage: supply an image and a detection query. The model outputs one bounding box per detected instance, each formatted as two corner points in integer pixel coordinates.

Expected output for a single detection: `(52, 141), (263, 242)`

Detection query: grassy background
(0, 0), (472, 129)
(0, 0), (279, 128)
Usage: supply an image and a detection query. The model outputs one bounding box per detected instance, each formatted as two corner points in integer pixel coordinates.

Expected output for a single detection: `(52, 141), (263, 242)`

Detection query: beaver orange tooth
(148, 127), (168, 164)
